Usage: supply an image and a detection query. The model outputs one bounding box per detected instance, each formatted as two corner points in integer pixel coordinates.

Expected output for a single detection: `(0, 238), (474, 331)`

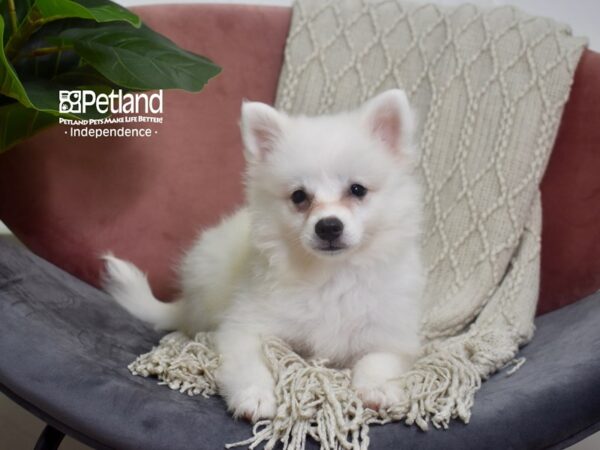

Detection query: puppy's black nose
(315, 217), (344, 241)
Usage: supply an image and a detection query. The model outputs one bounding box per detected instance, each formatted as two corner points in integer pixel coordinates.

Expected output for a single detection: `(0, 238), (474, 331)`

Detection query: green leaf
(52, 64), (118, 89)
(1, 0), (34, 24)
(31, 0), (140, 27)
(1, 15), (110, 119)
(0, 67), (111, 152)
(0, 101), (56, 152)
(59, 23), (221, 91)
(21, 77), (63, 110)
(0, 0), (34, 45)
(3, 0), (139, 62)
(0, 15), (35, 108)
(0, 15), (90, 115)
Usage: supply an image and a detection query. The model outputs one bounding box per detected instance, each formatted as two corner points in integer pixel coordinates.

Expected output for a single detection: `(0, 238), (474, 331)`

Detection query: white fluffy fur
(103, 90), (424, 421)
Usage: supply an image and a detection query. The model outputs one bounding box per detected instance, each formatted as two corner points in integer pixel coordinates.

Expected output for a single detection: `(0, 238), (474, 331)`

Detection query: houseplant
(0, 0), (221, 151)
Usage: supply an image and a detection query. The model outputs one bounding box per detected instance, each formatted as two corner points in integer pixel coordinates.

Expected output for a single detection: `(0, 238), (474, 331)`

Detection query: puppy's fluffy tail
(101, 253), (182, 331)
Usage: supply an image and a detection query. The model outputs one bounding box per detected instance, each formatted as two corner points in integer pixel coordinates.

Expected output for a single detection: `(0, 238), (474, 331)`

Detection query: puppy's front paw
(354, 381), (404, 411)
(352, 352), (411, 411)
(228, 385), (277, 422)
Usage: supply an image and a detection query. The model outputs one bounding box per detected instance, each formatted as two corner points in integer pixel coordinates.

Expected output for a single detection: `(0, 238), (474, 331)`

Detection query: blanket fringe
(128, 332), (220, 398)
(129, 329), (521, 448)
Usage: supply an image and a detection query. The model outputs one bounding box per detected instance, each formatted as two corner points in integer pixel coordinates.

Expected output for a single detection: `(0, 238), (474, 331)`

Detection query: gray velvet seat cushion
(0, 236), (599, 450)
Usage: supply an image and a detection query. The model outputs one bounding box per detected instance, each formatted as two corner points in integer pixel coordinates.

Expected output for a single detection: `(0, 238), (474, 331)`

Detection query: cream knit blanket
(129, 1), (586, 448)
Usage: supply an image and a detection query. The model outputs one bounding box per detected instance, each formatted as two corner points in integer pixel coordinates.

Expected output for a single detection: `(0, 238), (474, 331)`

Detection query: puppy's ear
(240, 101), (286, 160)
(362, 89), (415, 159)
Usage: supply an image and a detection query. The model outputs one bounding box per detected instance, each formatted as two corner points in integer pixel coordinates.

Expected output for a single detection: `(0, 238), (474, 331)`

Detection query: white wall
(115, 0), (599, 51)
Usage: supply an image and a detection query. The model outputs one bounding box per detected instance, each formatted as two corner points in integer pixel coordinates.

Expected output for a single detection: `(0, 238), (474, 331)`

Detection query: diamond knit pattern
(276, 0), (586, 340)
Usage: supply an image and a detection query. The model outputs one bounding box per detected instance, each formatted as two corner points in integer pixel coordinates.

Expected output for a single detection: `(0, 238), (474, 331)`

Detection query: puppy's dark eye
(291, 189), (308, 205)
(350, 183), (368, 198)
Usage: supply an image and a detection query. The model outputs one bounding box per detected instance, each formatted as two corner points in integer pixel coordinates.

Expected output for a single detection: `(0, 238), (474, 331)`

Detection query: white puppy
(103, 89), (424, 422)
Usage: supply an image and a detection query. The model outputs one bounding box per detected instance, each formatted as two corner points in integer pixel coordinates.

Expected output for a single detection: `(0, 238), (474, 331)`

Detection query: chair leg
(34, 425), (65, 450)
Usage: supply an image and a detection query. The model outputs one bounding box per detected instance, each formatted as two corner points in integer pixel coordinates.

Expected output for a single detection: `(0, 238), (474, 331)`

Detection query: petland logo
(59, 89), (164, 139)
(59, 89), (163, 115)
